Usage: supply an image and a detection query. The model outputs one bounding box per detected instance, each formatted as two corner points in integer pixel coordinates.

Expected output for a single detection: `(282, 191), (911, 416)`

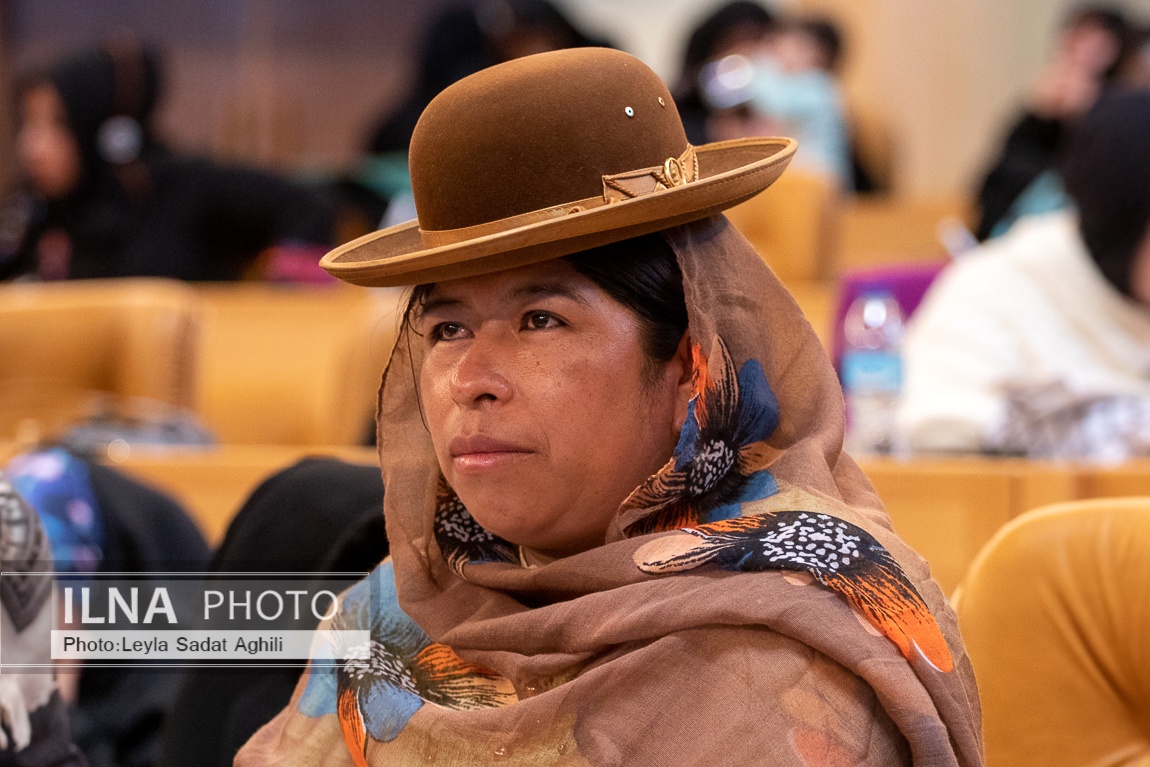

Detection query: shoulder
(913, 212), (1077, 331)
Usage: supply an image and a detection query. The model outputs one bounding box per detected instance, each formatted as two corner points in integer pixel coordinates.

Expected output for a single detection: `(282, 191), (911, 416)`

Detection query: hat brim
(321, 136), (796, 287)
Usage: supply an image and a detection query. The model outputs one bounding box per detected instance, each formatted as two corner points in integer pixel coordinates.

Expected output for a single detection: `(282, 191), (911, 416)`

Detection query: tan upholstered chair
(0, 278), (201, 442)
(723, 170), (841, 283)
(194, 285), (402, 445)
(954, 498), (1150, 767)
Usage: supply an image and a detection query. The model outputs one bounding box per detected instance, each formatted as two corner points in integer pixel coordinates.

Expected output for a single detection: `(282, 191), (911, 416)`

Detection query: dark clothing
(0, 149), (333, 281)
(4, 44), (333, 282)
(68, 461), (210, 767)
(159, 457), (386, 767)
(974, 111), (1064, 240)
(0, 693), (87, 767)
(1060, 90), (1150, 298)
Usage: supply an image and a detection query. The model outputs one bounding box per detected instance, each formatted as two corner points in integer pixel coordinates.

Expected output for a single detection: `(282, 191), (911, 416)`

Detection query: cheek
(548, 344), (675, 472)
(418, 362), (456, 462)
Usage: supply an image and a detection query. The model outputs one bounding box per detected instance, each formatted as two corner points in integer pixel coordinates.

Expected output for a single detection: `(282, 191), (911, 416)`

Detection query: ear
(670, 332), (693, 434)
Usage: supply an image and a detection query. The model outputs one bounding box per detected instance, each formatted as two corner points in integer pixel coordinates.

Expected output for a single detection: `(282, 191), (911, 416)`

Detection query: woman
(239, 48), (981, 765)
(973, 6), (1131, 241)
(0, 42), (332, 281)
(673, 1), (777, 145)
(898, 90), (1150, 459)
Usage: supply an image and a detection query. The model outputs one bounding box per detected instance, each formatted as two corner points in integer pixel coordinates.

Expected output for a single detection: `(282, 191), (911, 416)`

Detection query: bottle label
(842, 351), (902, 393)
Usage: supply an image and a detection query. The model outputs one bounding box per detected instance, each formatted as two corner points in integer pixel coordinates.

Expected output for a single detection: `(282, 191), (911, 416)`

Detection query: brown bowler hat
(321, 47), (797, 287)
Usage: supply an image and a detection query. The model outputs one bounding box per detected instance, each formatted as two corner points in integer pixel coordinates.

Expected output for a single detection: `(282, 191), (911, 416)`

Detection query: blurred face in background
(1061, 19), (1123, 76)
(774, 28), (826, 73)
(17, 83), (81, 200)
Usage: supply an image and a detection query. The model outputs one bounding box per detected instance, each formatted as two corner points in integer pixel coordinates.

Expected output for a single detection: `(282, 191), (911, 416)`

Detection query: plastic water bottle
(842, 292), (904, 455)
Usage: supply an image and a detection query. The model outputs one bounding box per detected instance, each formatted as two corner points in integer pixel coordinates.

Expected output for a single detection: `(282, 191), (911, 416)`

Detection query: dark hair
(682, 1), (776, 75)
(405, 233), (689, 369)
(19, 43), (164, 168)
(1060, 90), (1150, 298)
(794, 17), (844, 73)
(565, 233), (689, 367)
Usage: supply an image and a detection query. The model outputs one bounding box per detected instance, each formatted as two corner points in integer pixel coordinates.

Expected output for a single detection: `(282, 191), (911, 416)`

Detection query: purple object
(833, 262), (947, 373)
(264, 243), (338, 284)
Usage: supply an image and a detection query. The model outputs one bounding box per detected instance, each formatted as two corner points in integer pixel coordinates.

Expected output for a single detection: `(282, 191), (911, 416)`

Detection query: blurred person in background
(690, 11), (855, 190)
(0, 41), (334, 282)
(973, 5), (1132, 241)
(0, 475), (87, 767)
(159, 457), (386, 767)
(6, 449), (209, 767)
(361, 0), (607, 229)
(897, 91), (1150, 460)
(1118, 23), (1150, 88)
(673, 1), (778, 146)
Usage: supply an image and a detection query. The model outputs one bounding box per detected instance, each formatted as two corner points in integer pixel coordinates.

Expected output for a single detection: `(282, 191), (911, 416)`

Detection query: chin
(462, 494), (559, 546)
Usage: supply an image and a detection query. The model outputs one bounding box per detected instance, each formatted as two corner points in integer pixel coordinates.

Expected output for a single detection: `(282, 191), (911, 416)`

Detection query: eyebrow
(510, 281), (591, 305)
(420, 280), (591, 316)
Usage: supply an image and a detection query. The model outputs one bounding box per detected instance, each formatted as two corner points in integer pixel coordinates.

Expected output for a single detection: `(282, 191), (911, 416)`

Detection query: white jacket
(896, 210), (1150, 452)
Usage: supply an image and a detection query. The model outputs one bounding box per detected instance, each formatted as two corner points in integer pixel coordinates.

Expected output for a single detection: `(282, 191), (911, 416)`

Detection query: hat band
(419, 145), (698, 249)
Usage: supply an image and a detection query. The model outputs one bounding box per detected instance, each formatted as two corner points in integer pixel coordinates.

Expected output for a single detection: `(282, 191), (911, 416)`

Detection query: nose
(449, 332), (514, 408)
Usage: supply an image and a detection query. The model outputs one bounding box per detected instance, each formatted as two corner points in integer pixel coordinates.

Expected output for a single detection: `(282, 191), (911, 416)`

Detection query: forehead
(423, 258), (595, 306)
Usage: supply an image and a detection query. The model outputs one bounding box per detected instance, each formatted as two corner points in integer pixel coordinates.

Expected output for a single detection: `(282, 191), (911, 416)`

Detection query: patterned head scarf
(239, 216), (983, 766)
(7, 449), (106, 577)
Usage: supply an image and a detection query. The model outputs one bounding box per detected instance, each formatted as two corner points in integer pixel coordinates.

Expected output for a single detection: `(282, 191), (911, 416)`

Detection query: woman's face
(17, 84), (81, 200)
(417, 258), (691, 559)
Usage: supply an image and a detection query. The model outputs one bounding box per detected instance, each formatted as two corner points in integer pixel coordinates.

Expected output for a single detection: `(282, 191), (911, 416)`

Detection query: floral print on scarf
(297, 562), (515, 764)
(633, 512), (954, 673)
(433, 479), (517, 576)
(622, 335), (781, 537)
(607, 335), (955, 674)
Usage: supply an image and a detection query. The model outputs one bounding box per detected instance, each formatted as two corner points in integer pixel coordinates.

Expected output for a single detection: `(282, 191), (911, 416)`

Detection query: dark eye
(430, 322), (470, 342)
(523, 311), (563, 331)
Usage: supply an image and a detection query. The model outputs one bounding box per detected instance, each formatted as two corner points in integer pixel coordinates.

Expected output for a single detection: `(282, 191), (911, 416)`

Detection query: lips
(448, 435), (534, 472)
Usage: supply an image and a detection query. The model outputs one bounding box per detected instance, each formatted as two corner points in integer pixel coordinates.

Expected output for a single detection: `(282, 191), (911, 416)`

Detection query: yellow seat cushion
(955, 498), (1150, 767)
(0, 278), (201, 442)
(194, 285), (402, 445)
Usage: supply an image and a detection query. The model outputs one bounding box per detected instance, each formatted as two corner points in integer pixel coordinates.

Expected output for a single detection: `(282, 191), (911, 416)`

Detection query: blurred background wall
(2, 0), (1149, 195)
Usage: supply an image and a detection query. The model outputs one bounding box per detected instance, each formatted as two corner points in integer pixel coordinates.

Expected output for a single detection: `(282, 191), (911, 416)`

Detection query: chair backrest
(723, 170), (841, 283)
(953, 498), (1150, 767)
(838, 194), (970, 269)
(0, 278), (201, 441)
(194, 285), (402, 445)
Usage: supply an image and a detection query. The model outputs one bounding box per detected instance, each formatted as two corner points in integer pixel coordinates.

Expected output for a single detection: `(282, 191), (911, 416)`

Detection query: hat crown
(409, 48), (689, 232)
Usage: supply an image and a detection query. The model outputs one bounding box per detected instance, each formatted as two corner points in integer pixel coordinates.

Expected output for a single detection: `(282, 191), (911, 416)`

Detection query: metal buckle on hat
(601, 145), (699, 202)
